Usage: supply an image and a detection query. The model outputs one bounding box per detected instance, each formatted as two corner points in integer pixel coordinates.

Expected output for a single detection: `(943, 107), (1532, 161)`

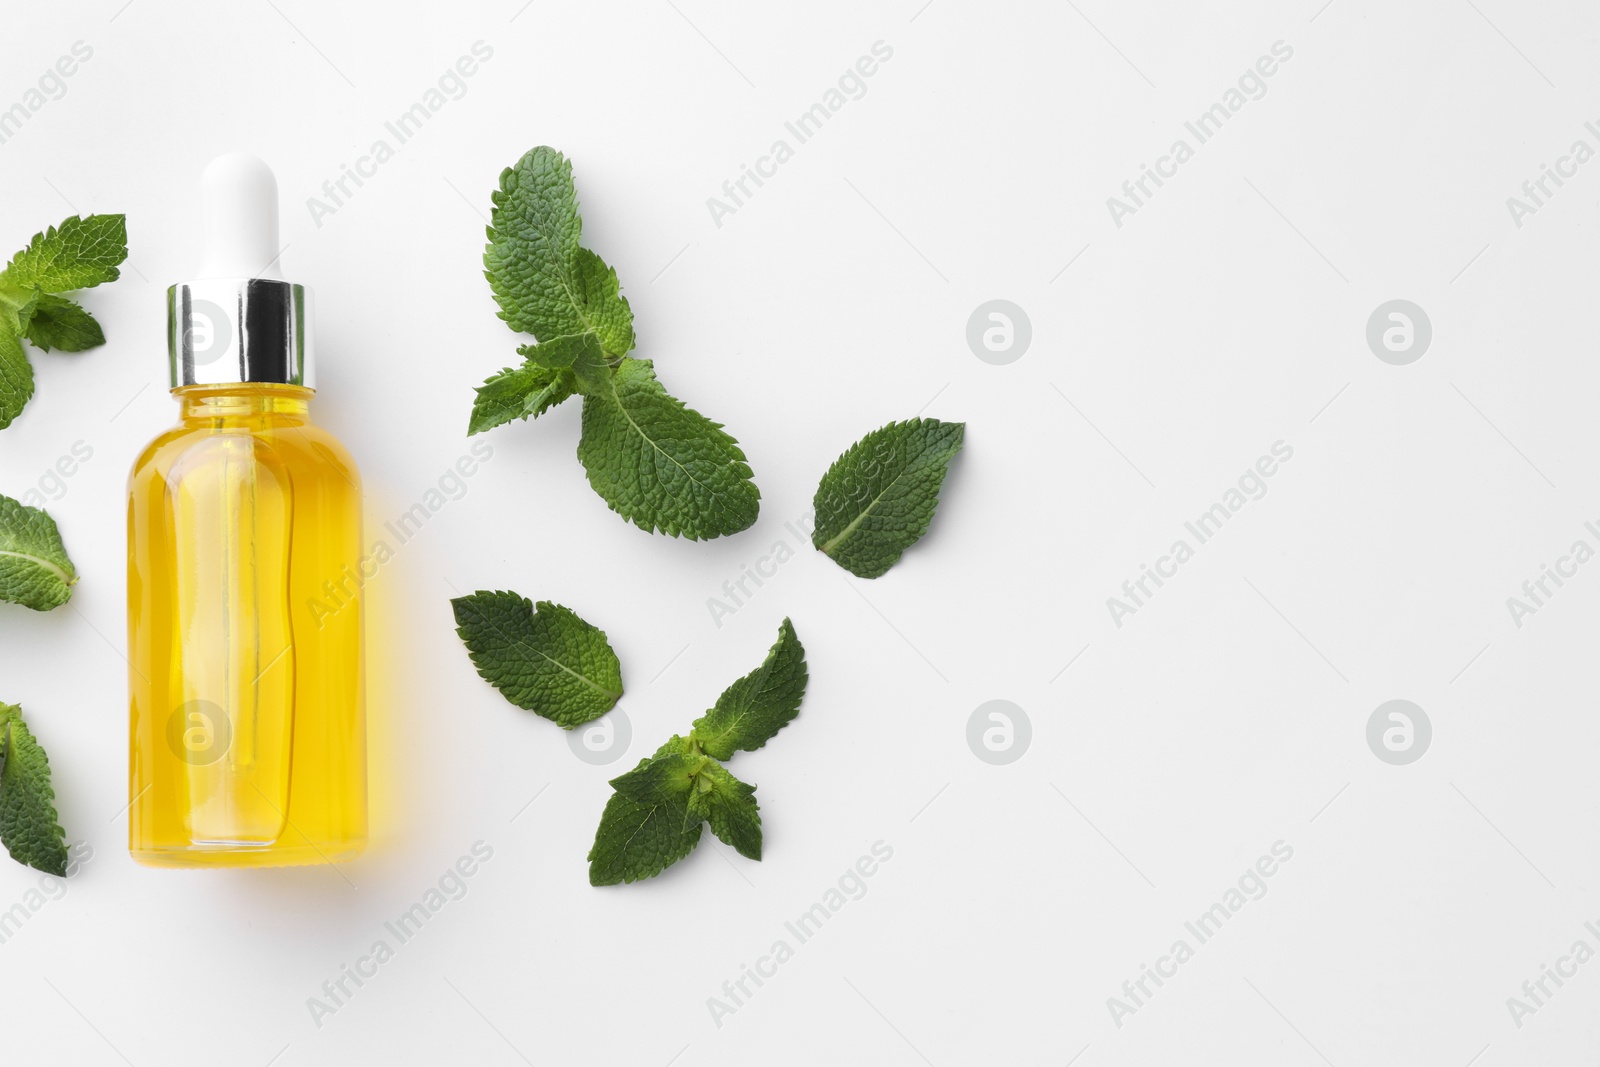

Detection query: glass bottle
(127, 154), (365, 868)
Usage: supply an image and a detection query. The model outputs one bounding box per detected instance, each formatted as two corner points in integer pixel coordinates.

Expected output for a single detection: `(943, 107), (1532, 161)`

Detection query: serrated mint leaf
(0, 214), (126, 429)
(24, 294), (104, 353)
(469, 148), (762, 538)
(568, 248), (635, 357)
(451, 591), (622, 728)
(649, 733), (697, 761)
(483, 147), (635, 357)
(690, 618), (807, 760)
(0, 703), (69, 877)
(520, 331), (601, 372)
(2, 214), (127, 293)
(587, 620), (808, 885)
(520, 330), (610, 395)
(0, 493), (77, 610)
(812, 418), (965, 579)
(688, 761), (761, 860)
(608, 751), (701, 804)
(0, 284), (39, 335)
(577, 358), (760, 539)
(0, 325), (34, 430)
(587, 787), (702, 886)
(468, 362), (574, 436)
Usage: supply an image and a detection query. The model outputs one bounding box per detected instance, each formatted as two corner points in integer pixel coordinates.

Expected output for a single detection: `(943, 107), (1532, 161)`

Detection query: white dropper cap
(169, 152), (311, 388)
(194, 152), (283, 280)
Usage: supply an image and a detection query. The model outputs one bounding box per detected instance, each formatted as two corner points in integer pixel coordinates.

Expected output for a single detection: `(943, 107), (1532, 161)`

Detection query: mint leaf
(0, 215), (126, 429)
(0, 493), (77, 610)
(578, 358), (760, 539)
(470, 148), (762, 537)
(451, 592), (622, 728)
(567, 248), (636, 360)
(588, 619), (806, 885)
(0, 703), (69, 877)
(688, 761), (762, 860)
(589, 750), (761, 881)
(812, 418), (965, 578)
(521, 331), (610, 393)
(0, 284), (39, 335)
(2, 214), (127, 293)
(609, 750), (701, 803)
(587, 786), (702, 886)
(24, 294), (104, 353)
(468, 363), (574, 435)
(466, 333), (614, 436)
(484, 148), (635, 357)
(690, 618), (807, 759)
(0, 326), (35, 431)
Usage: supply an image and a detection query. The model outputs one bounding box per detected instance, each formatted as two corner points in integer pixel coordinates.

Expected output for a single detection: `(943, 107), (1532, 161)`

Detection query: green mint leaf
(587, 621), (808, 885)
(0, 492), (77, 610)
(467, 332), (615, 436)
(567, 247), (635, 358)
(470, 149), (764, 540)
(0, 703), (69, 877)
(587, 785), (702, 886)
(468, 363), (574, 436)
(483, 148), (635, 357)
(0, 284), (39, 335)
(23, 294), (104, 353)
(688, 761), (762, 860)
(0, 216), (126, 428)
(2, 214), (128, 293)
(690, 618), (807, 760)
(0, 325), (34, 430)
(649, 733), (697, 760)
(577, 358), (760, 539)
(521, 331), (610, 394)
(608, 750), (701, 804)
(812, 418), (965, 578)
(451, 591), (622, 728)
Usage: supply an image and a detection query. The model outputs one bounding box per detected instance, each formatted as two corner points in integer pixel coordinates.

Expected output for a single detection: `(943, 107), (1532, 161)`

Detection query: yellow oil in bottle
(127, 384), (366, 867)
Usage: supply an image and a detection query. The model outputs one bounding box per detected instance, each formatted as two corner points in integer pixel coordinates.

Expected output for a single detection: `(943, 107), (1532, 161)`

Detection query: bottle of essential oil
(127, 153), (365, 868)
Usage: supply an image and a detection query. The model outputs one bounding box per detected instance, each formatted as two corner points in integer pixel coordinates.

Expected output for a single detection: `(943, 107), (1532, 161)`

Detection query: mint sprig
(0, 702), (69, 877)
(471, 147), (760, 540)
(483, 150), (635, 355)
(0, 214), (127, 429)
(812, 418), (965, 578)
(452, 592), (623, 728)
(0, 492), (78, 611)
(589, 619), (806, 885)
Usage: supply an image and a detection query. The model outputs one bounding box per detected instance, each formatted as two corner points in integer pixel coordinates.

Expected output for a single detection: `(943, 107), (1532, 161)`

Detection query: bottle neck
(175, 383), (313, 425)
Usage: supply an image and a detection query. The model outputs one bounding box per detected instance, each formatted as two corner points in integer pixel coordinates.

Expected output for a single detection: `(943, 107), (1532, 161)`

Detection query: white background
(1, 0), (1596, 1064)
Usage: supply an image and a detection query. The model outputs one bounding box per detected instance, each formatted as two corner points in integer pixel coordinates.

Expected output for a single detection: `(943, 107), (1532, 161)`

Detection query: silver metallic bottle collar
(167, 278), (314, 389)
